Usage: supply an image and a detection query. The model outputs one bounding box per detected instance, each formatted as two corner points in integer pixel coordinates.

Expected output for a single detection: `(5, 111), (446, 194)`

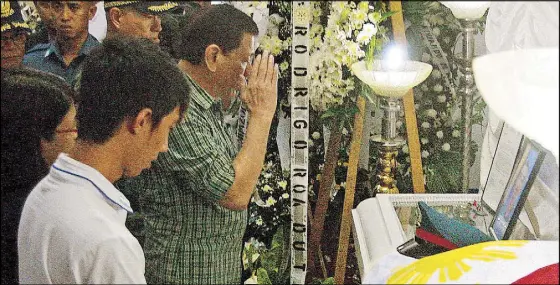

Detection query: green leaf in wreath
(379, 10), (398, 22)
(256, 268), (272, 285)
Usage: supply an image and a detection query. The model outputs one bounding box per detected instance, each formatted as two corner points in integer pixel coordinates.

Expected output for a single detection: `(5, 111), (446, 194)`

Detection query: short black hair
(76, 36), (190, 144)
(176, 4), (259, 64)
(1, 67), (75, 191)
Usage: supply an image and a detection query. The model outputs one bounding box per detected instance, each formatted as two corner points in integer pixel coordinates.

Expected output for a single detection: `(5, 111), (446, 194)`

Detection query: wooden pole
(332, 2), (427, 283)
(307, 119), (342, 278)
(389, 1), (426, 193)
(333, 97), (366, 284)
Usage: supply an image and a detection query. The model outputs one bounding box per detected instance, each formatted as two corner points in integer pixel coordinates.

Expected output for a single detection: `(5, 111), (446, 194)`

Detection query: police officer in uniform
(22, 1), (98, 83)
(1, 0), (31, 69)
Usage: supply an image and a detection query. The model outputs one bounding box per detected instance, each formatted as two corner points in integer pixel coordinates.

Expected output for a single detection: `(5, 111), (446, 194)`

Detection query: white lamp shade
(440, 1), (490, 20)
(473, 48), (560, 164)
(351, 60), (433, 98)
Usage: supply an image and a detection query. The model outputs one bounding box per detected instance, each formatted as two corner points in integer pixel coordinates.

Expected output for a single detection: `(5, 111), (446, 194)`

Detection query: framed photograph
(489, 136), (546, 240)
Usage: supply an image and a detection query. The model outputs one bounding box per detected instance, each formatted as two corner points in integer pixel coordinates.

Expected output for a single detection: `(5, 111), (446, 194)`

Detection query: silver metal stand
(456, 20), (477, 193)
(372, 97), (404, 194)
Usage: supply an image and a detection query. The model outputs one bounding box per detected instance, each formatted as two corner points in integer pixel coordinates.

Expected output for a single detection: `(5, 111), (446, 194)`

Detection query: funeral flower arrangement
(233, 2), (394, 284)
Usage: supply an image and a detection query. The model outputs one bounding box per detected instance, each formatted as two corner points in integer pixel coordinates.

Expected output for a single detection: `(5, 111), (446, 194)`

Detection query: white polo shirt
(18, 153), (146, 284)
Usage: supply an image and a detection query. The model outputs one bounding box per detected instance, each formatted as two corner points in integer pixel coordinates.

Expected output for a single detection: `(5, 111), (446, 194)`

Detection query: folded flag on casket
(417, 201), (493, 248)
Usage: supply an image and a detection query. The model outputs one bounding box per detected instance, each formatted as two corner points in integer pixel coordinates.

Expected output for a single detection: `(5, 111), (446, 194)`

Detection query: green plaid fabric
(116, 74), (246, 284)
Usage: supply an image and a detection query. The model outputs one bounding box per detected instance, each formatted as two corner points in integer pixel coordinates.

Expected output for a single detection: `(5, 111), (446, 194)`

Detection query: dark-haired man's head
(76, 36), (190, 177)
(50, 1), (97, 41)
(176, 4), (259, 98)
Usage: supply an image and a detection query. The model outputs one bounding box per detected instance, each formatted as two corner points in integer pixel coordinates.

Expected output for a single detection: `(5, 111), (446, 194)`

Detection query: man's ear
(127, 108), (153, 135)
(204, 44), (221, 73)
(88, 3), (98, 21)
(107, 7), (123, 29)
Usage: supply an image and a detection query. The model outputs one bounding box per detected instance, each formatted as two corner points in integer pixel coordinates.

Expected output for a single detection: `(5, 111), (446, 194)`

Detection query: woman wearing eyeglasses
(1, 67), (77, 284)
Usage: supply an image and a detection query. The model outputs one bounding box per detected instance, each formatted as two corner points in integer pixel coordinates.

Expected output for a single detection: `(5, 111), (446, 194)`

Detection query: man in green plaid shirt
(117, 5), (278, 284)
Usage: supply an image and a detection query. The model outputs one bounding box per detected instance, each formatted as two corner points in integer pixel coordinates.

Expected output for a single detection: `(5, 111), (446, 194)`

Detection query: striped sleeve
(155, 110), (235, 203)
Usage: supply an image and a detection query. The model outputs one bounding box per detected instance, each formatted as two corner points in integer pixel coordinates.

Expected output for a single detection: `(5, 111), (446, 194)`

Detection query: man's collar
(45, 34), (99, 59)
(51, 153), (133, 213)
(183, 72), (222, 111)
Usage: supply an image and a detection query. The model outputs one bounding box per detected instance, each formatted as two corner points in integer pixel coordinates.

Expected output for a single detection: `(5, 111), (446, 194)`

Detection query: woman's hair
(1, 67), (76, 193)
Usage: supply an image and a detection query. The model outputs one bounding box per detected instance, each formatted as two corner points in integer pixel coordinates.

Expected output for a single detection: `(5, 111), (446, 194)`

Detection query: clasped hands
(240, 50), (278, 121)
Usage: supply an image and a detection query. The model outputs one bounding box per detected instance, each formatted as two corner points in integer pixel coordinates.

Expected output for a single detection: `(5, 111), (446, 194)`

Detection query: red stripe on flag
(512, 263), (559, 284)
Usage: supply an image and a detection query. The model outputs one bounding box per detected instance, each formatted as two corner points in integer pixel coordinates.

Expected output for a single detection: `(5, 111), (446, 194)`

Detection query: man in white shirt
(17, 36), (191, 284)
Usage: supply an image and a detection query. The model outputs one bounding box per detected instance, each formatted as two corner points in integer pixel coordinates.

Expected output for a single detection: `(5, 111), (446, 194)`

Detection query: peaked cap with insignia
(1, 1), (31, 33)
(104, 1), (180, 15)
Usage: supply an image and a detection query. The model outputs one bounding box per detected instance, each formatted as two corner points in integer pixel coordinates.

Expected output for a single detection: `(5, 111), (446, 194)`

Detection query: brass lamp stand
(351, 53), (432, 195)
(371, 98), (404, 193)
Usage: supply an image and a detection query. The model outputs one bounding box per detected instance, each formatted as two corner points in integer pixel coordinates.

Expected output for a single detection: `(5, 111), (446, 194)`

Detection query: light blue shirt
(23, 34), (99, 84)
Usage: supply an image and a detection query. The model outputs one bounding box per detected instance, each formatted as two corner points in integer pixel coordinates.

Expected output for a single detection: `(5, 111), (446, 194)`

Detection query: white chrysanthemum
(436, 131), (444, 139)
(452, 130), (461, 137)
(262, 184), (273, 192)
(442, 143), (451, 151)
(279, 61), (289, 72)
(422, 52), (431, 62)
(362, 23), (377, 36)
(312, 131), (321, 140)
(421, 150), (430, 158)
(402, 145), (409, 154)
(266, 196), (277, 206)
(437, 95), (447, 103)
(332, 2), (347, 12)
(425, 109), (437, 118)
(432, 69), (441, 79)
(350, 10), (368, 24)
(433, 84), (443, 92)
(368, 12), (376, 23)
(421, 122), (431, 129)
(278, 181), (287, 190)
(356, 31), (372, 44)
(433, 27), (440, 37)
(421, 138), (429, 144)
(282, 193), (289, 199)
(421, 85), (429, 92)
(255, 217), (263, 226)
(342, 128), (349, 135)
(358, 1), (369, 12)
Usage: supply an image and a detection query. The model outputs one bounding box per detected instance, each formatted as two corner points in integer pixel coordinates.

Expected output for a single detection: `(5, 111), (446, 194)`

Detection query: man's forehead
(52, 1), (89, 7)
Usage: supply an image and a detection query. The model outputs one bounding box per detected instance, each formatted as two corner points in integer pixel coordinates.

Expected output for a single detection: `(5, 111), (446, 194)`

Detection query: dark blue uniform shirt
(23, 34), (99, 84)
